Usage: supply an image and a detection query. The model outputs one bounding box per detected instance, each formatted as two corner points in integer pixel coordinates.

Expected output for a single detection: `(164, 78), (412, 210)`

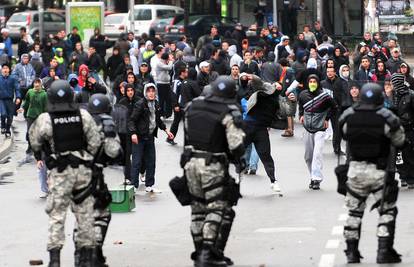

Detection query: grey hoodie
(144, 83), (158, 133)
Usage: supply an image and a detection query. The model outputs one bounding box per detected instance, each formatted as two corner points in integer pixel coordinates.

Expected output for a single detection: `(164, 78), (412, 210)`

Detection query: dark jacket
(106, 54), (123, 81)
(87, 53), (104, 73)
(75, 82), (107, 103)
(128, 98), (166, 139)
(240, 61), (260, 76)
(197, 71), (219, 89)
(354, 68), (373, 87)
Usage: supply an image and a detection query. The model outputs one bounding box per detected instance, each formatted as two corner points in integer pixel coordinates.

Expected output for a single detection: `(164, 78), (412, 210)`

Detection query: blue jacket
(4, 37), (13, 57)
(0, 74), (20, 100)
(12, 59), (36, 88)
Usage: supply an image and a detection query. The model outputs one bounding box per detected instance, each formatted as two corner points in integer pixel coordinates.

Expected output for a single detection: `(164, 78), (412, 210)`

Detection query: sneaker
(244, 168), (249, 174)
(39, 192), (48, 198)
(0, 128), (5, 134)
(400, 179), (408, 187)
(166, 138), (177, 145)
(309, 180), (315, 189)
(4, 131), (11, 138)
(145, 186), (162, 193)
(249, 169), (257, 175)
(271, 181), (282, 194)
(140, 173), (146, 182)
(311, 180), (321, 190)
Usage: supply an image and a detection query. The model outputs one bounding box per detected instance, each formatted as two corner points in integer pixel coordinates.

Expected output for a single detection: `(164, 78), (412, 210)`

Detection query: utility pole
(129, 0), (135, 34)
(273, 0), (278, 27)
(39, 0), (44, 41)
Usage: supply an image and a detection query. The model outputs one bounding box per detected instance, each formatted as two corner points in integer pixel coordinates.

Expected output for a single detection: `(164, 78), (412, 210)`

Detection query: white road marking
(325, 239), (340, 249)
(254, 227), (316, 233)
(331, 225), (343, 236)
(338, 213), (348, 221)
(318, 254), (335, 267)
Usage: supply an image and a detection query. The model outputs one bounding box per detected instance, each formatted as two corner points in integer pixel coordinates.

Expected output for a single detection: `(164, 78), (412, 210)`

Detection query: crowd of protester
(0, 18), (413, 196)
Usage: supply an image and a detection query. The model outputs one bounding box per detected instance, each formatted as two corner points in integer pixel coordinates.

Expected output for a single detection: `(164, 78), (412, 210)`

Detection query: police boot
(74, 248), (81, 267)
(48, 249), (60, 267)
(191, 241), (202, 261)
(195, 246), (227, 267)
(94, 246), (109, 267)
(376, 237), (402, 264)
(344, 239), (363, 263)
(79, 247), (95, 267)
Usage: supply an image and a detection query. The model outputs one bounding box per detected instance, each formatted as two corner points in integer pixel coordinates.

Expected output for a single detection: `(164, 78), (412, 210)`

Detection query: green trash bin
(109, 185), (135, 213)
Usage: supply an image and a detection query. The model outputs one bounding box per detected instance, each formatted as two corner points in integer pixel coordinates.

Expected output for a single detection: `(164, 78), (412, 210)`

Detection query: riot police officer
(339, 83), (405, 264)
(391, 73), (414, 188)
(73, 94), (123, 266)
(29, 80), (101, 267)
(183, 76), (246, 267)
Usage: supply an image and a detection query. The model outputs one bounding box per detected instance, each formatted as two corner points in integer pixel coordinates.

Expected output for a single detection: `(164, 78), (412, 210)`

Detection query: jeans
(0, 99), (15, 132)
(244, 144), (259, 171)
(131, 136), (156, 187)
(38, 161), (48, 193)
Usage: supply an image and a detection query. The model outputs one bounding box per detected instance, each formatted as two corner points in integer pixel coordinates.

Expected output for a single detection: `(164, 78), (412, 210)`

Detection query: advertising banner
(66, 2), (105, 46)
(376, 0), (414, 33)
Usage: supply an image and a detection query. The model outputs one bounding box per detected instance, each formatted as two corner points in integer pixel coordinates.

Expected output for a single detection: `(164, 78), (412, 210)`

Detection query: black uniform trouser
(170, 109), (183, 139)
(331, 110), (342, 153)
(244, 125), (276, 182)
(157, 83), (172, 118)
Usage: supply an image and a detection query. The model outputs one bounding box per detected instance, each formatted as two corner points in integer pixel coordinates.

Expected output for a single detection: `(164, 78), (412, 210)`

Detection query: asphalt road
(0, 115), (414, 267)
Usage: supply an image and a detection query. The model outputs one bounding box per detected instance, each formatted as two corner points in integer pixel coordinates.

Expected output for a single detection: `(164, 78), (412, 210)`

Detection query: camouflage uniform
(184, 113), (245, 260)
(29, 109), (101, 251)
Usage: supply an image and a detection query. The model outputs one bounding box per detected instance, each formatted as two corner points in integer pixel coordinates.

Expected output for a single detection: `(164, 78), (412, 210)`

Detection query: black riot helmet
(47, 80), (77, 112)
(358, 83), (384, 109)
(87, 93), (112, 114)
(207, 76), (237, 103)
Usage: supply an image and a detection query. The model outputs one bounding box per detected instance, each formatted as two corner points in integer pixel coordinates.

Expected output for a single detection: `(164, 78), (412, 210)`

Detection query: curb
(0, 133), (13, 161)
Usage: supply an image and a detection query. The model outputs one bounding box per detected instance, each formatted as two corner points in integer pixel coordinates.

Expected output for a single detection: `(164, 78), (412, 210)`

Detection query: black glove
(234, 158), (247, 174)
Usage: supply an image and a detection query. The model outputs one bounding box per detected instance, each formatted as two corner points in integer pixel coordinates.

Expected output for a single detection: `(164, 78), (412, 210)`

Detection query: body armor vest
(50, 109), (86, 153)
(345, 109), (390, 166)
(185, 99), (230, 153)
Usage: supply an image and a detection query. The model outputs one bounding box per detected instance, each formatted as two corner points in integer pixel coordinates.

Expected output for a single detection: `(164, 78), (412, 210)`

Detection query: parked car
(149, 13), (183, 38)
(129, 4), (183, 36)
(0, 5), (19, 28)
(164, 15), (240, 43)
(105, 13), (129, 40)
(6, 11), (65, 41)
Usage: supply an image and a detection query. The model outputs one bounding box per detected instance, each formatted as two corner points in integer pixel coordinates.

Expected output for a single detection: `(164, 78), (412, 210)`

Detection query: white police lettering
(54, 116), (81, 124)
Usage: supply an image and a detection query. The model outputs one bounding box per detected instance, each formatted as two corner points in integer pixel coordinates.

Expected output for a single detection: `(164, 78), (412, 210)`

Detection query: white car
(129, 4), (183, 36)
(104, 13), (129, 40)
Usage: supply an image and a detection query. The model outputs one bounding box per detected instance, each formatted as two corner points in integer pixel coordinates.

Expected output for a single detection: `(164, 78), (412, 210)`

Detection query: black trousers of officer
(244, 125), (276, 182)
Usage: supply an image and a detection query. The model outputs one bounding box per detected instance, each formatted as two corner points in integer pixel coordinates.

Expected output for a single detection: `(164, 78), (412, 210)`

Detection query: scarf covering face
(391, 73), (407, 96)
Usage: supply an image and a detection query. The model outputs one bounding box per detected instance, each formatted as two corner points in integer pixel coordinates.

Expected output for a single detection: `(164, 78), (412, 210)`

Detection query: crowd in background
(0, 17), (413, 195)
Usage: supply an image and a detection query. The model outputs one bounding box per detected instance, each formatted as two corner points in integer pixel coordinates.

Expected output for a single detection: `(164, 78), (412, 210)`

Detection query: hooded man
(128, 83), (174, 192)
(391, 73), (414, 188)
(12, 53), (36, 99)
(228, 45), (242, 68)
(67, 73), (82, 95)
(78, 64), (90, 88)
(298, 74), (336, 190)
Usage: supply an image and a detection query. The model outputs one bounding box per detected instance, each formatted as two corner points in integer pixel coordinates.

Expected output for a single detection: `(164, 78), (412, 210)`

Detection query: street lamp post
(39, 0), (44, 41)
(129, 0), (135, 34)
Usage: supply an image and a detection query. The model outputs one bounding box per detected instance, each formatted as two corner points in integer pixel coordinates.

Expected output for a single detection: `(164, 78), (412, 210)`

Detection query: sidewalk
(0, 133), (12, 162)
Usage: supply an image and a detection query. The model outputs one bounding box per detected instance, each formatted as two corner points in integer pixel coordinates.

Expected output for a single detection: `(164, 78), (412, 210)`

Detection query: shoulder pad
(339, 106), (355, 124)
(227, 104), (243, 127)
(376, 108), (401, 132)
(99, 114), (116, 138)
